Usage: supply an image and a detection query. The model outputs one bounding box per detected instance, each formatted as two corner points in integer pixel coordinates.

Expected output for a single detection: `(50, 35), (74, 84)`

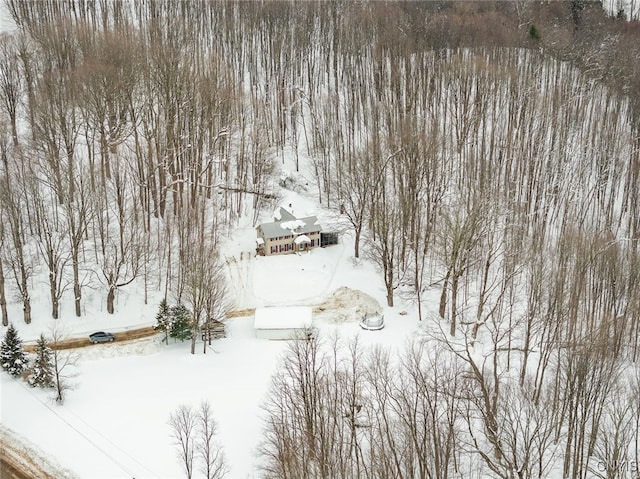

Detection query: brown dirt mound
(313, 287), (382, 323)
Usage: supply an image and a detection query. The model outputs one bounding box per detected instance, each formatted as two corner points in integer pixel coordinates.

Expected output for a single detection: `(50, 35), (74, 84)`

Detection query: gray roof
(275, 207), (296, 222)
(258, 213), (322, 239)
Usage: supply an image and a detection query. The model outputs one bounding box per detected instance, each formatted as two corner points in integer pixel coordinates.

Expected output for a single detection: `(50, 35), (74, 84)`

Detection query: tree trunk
(52, 296), (59, 320)
(0, 260), (7, 326)
(439, 269), (451, 319)
(203, 328), (207, 354)
(50, 271), (59, 319)
(191, 314), (199, 355)
(21, 275), (31, 325)
(519, 313), (533, 387)
(73, 258), (81, 317)
(450, 274), (459, 337)
(386, 288), (394, 308)
(54, 354), (63, 403)
(107, 286), (115, 314)
(10, 121), (18, 148)
(385, 262), (394, 307)
(414, 247), (426, 321)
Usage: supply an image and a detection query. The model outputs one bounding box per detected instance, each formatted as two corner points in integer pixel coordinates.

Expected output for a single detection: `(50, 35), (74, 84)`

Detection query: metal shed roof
(254, 306), (313, 330)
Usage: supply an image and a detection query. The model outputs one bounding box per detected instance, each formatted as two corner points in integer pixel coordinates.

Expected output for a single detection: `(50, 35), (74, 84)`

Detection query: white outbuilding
(254, 306), (313, 340)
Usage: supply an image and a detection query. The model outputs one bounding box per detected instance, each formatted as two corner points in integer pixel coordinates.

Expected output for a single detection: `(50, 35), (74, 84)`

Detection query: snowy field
(1, 201), (428, 478)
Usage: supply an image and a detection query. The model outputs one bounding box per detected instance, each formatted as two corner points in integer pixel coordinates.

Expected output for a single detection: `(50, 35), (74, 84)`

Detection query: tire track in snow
(251, 239), (349, 307)
(4, 377), (161, 479)
(225, 252), (254, 307)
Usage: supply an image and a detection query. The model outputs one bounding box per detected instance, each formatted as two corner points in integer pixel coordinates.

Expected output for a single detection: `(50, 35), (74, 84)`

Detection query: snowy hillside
(1, 2), (640, 479)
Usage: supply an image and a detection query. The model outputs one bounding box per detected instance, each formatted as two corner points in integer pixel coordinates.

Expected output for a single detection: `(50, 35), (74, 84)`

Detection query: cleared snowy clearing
(1, 218), (427, 478)
(2, 320), (422, 479)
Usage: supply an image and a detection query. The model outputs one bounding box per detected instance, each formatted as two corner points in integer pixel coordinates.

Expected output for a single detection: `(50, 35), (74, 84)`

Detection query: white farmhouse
(255, 207), (322, 255)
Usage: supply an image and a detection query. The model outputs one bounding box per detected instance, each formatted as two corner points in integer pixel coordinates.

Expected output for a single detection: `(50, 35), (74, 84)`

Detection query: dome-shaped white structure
(359, 314), (385, 331)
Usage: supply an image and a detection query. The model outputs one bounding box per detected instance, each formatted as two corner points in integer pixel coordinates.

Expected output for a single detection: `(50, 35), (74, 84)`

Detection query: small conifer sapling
(28, 334), (55, 388)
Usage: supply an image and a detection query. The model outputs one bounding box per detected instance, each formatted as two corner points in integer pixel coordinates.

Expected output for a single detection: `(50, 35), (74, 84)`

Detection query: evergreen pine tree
(28, 334), (54, 388)
(170, 304), (192, 341)
(1, 323), (28, 377)
(529, 24), (541, 40)
(154, 299), (172, 344)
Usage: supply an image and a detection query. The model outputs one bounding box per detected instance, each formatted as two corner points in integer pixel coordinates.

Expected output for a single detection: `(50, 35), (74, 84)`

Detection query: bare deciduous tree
(365, 148), (404, 308)
(0, 214), (9, 326)
(170, 405), (196, 479)
(333, 147), (375, 259)
(436, 196), (486, 336)
(95, 154), (142, 314)
(262, 335), (466, 479)
(50, 326), (78, 404)
(0, 34), (22, 147)
(30, 177), (69, 319)
(197, 401), (228, 479)
(180, 216), (230, 354)
(170, 402), (227, 479)
(0, 136), (32, 324)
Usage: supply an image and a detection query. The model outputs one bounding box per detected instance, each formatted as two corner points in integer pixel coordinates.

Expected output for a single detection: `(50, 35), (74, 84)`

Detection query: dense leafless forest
(0, 1), (639, 477)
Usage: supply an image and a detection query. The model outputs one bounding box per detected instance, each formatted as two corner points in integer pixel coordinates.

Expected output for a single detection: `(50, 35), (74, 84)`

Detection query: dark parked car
(89, 331), (115, 344)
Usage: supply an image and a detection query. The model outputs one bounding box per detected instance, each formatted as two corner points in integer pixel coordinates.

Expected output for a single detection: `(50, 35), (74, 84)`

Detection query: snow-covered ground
(0, 1), (16, 34)
(1, 182), (428, 479)
(1, 251), (424, 478)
